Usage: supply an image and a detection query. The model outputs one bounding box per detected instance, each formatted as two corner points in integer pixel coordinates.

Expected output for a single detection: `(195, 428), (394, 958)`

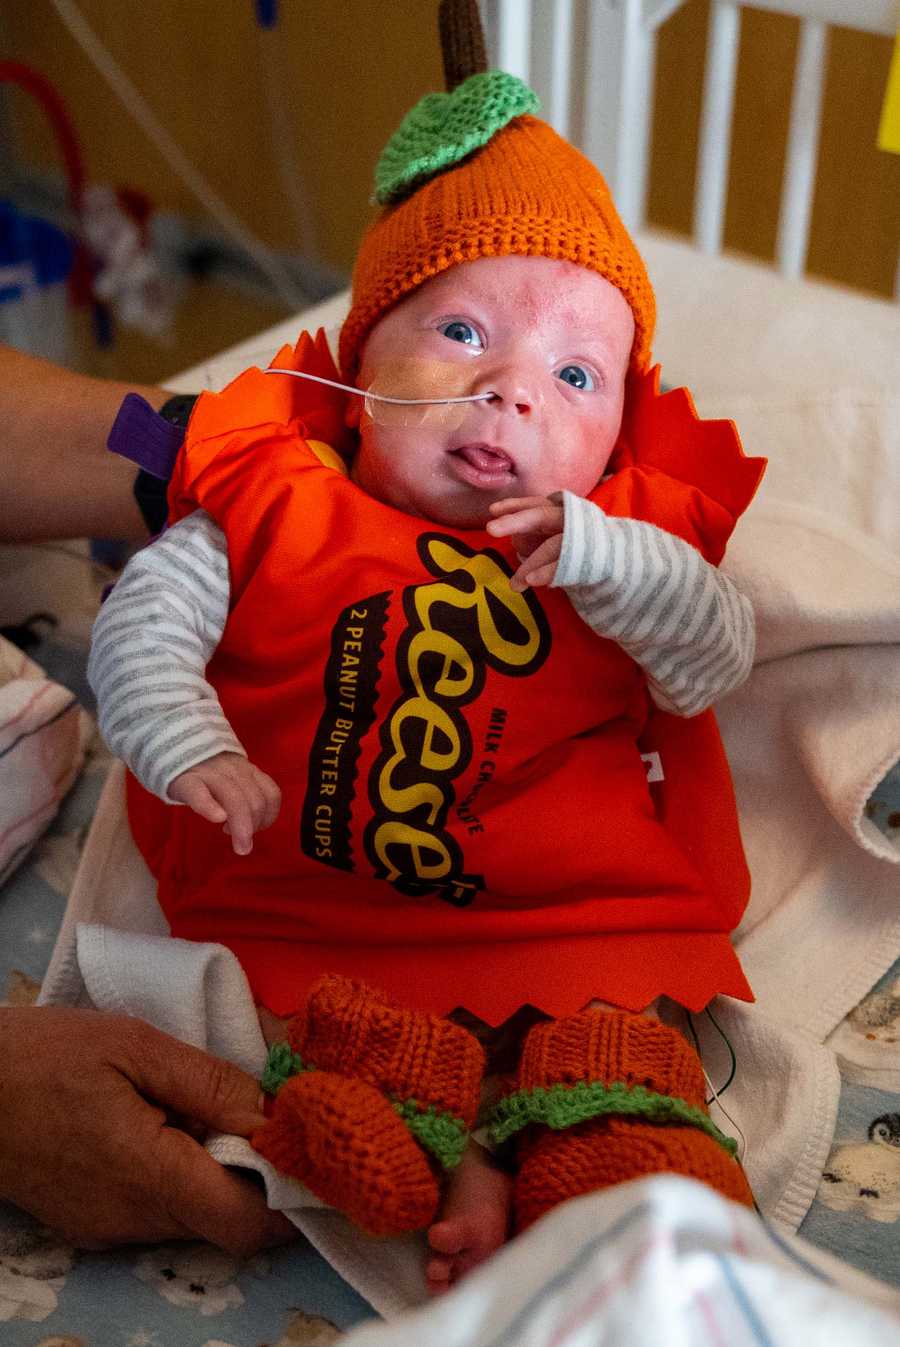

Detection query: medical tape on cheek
(363, 358), (490, 430)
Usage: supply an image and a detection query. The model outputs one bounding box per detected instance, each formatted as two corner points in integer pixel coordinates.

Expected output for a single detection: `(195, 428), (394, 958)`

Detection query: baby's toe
(427, 1219), (467, 1255)
(425, 1252), (455, 1295)
(453, 1231), (498, 1279)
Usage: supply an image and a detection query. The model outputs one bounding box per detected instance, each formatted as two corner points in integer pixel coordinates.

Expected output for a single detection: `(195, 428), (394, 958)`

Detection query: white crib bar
(617, 5), (657, 233)
(496, 0), (531, 84)
(547, 0), (575, 140)
(582, 0), (656, 233)
(777, 17), (828, 279)
(694, 1), (741, 256)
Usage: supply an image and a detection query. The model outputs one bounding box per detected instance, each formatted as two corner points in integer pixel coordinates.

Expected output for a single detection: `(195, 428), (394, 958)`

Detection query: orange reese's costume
(127, 330), (765, 1023)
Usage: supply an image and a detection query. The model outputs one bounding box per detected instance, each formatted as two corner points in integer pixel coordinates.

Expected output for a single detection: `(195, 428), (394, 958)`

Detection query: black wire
(704, 1004), (737, 1096)
(684, 1010), (713, 1104)
(686, 1007), (738, 1104)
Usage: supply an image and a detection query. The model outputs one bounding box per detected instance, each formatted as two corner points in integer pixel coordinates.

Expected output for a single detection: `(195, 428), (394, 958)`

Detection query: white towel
(336, 1175), (900, 1346)
(715, 387), (900, 1039)
(48, 918), (427, 1317)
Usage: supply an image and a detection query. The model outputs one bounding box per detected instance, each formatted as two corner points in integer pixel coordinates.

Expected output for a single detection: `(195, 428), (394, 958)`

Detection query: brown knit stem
(439, 0), (488, 92)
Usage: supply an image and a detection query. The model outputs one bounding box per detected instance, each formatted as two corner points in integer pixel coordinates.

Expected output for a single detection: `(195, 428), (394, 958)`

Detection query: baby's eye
(556, 364), (595, 391)
(439, 320), (483, 349)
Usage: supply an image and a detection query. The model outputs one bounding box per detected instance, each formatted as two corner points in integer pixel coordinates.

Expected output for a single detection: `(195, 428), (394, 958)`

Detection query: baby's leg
(251, 977), (485, 1237)
(421, 1002), (661, 1284)
(500, 998), (753, 1231)
(422, 1009), (550, 1293)
(425, 1065), (515, 1294)
(261, 997), (510, 1288)
(257, 1004), (289, 1047)
(425, 1134), (512, 1295)
(588, 997), (659, 1017)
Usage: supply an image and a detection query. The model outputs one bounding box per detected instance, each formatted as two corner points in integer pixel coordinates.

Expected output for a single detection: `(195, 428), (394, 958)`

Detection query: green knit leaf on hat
(260, 1040), (313, 1095)
(374, 69), (540, 205)
(488, 1080), (739, 1156)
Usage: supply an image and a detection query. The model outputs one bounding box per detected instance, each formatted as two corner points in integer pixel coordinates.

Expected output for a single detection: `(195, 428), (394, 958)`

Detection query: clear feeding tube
(265, 360), (497, 431)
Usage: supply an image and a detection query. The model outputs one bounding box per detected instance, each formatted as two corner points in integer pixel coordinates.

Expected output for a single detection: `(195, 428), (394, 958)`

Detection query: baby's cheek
(564, 410), (622, 493)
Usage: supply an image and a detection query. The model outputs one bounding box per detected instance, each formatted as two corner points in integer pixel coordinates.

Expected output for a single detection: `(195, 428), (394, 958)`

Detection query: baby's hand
(486, 494), (564, 592)
(168, 752), (281, 856)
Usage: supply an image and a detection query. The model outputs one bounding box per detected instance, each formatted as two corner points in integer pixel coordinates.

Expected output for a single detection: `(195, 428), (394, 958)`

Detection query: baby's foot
(426, 1141), (512, 1295)
(257, 1004), (290, 1047)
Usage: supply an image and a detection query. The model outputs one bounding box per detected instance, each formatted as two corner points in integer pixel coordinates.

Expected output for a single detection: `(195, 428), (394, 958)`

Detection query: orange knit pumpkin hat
(338, 0), (655, 382)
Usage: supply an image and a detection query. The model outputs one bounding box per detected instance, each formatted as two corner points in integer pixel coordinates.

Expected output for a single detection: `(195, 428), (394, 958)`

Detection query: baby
(90, 18), (764, 1295)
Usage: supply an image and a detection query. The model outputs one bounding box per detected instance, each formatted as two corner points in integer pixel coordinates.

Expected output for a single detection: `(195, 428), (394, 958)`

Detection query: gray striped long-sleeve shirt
(553, 490), (754, 716)
(89, 502), (754, 801)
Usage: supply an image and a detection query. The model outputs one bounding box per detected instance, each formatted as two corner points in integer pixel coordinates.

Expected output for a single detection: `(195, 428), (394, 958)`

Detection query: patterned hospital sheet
(0, 637), (898, 1344)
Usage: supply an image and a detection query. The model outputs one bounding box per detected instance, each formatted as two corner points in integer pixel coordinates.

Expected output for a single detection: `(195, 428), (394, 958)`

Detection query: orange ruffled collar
(188, 328), (766, 523)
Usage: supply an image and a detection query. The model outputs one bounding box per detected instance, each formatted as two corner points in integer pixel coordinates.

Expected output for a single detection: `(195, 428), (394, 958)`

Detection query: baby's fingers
(486, 498), (563, 541)
(170, 775), (228, 825)
(255, 771), (282, 831)
(487, 495), (546, 516)
(213, 779), (256, 856)
(510, 534), (563, 592)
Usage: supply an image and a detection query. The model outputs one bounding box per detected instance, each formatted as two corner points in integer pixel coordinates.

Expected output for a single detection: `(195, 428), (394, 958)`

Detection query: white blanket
(337, 1175), (900, 1345)
(37, 911), (897, 1322)
(46, 918), (424, 1318)
(36, 913), (900, 1332)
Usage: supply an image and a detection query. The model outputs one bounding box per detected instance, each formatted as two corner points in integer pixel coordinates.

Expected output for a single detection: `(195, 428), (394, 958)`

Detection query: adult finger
(155, 1126), (297, 1258)
(0, 1009), (284, 1251)
(122, 1019), (268, 1135)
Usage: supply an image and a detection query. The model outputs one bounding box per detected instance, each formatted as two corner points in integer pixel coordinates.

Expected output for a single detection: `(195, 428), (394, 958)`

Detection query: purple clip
(107, 393), (184, 480)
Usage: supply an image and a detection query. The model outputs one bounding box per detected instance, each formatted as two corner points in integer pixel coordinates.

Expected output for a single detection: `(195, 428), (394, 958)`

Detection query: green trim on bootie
(489, 1080), (738, 1156)
(260, 1040), (314, 1096)
(374, 69), (540, 204)
(392, 1098), (470, 1171)
(260, 1045), (470, 1170)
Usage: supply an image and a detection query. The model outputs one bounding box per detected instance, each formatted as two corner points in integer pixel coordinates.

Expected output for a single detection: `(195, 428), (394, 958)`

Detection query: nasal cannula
(265, 367), (495, 407)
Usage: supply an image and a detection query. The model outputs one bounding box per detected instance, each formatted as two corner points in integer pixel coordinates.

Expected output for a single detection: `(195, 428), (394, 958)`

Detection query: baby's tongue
(457, 444), (512, 472)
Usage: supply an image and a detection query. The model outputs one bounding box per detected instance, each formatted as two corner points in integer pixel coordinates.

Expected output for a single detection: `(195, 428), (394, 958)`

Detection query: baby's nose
(478, 375), (535, 416)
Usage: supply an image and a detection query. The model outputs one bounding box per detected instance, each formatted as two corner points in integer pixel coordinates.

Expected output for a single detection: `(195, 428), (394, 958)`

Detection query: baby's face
(349, 255), (634, 529)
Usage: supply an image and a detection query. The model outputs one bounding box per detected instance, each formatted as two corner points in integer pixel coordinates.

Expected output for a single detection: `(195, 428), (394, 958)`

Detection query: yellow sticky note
(878, 32), (900, 153)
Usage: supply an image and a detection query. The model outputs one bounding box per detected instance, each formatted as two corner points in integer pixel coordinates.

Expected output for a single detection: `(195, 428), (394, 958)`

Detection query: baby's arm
(487, 493), (754, 717)
(88, 510), (280, 853)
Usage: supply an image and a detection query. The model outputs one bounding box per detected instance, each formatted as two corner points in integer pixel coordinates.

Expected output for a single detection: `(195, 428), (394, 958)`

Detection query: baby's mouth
(449, 442), (516, 487)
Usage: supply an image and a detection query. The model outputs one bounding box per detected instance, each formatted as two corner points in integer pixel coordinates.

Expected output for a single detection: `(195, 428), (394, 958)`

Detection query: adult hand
(0, 1006), (295, 1257)
(0, 343), (169, 542)
(169, 752), (282, 856)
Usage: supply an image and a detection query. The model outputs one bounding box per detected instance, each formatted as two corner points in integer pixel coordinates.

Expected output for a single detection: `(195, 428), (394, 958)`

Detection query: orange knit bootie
(489, 1008), (753, 1231)
(252, 975), (485, 1236)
